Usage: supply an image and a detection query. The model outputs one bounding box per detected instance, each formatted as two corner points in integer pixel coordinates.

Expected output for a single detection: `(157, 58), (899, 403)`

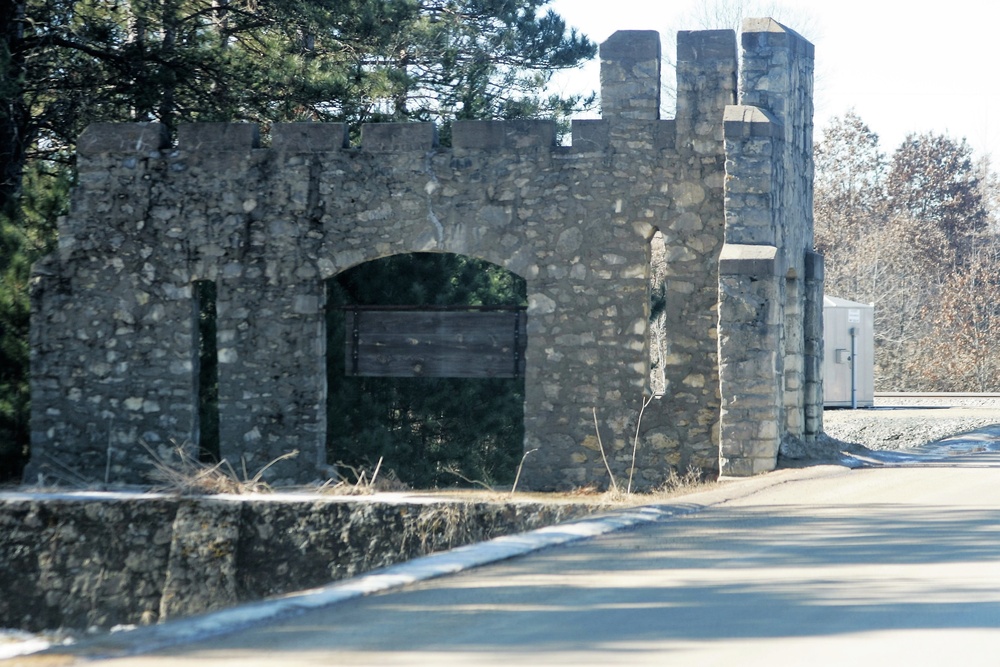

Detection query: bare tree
(913, 241), (1000, 392)
(814, 110), (887, 254)
(887, 132), (988, 260)
(823, 216), (951, 391)
(688, 0), (791, 32)
(975, 153), (1000, 233)
(812, 112), (996, 391)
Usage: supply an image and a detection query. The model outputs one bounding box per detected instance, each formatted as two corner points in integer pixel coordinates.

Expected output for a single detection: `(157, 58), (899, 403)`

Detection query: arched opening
(325, 253), (527, 488)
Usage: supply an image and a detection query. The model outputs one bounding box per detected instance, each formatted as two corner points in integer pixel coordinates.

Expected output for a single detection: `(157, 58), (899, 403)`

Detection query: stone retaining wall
(0, 493), (603, 631)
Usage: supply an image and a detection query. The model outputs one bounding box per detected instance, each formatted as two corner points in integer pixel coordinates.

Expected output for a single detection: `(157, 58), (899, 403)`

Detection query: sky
(547, 0), (1000, 161)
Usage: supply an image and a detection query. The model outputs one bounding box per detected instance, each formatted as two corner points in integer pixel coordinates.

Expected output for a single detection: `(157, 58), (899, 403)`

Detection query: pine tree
(0, 161), (66, 482)
(0, 0), (595, 481)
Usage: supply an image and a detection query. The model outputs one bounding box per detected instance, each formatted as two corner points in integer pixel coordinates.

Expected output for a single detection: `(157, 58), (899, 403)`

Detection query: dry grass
(314, 458), (409, 495)
(20, 422), (712, 503)
(143, 443), (300, 494)
(143, 443), (413, 496)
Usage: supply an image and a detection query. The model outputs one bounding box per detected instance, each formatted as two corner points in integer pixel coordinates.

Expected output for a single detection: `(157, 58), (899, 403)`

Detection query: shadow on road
(147, 492), (1000, 659)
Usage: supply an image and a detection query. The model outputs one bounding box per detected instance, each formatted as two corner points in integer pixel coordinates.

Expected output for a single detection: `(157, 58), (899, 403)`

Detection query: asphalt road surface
(31, 453), (1000, 667)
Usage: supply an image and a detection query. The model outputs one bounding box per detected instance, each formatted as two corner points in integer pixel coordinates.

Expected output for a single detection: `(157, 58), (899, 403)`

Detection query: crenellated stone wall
(26, 20), (820, 489)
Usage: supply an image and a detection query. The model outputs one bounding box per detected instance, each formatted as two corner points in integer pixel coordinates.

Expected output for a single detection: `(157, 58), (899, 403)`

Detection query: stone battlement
(76, 114), (678, 157)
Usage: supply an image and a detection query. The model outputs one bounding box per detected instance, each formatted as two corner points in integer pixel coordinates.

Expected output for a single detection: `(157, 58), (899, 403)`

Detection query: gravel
(780, 395), (1000, 464)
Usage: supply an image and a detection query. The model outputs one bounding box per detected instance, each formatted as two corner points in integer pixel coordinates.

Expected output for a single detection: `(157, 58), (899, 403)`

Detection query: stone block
(600, 30), (661, 64)
(571, 119), (610, 152)
(77, 123), (169, 156)
(677, 29), (737, 63)
(600, 30), (662, 122)
(271, 123), (348, 152)
(453, 120), (555, 150)
(177, 123), (260, 151)
(720, 457), (754, 477)
(654, 120), (677, 149)
(742, 18), (815, 59)
(159, 500), (240, 618)
(724, 105), (782, 140)
(505, 120), (557, 149)
(361, 122), (437, 152)
(455, 120), (505, 149)
(805, 250), (824, 281)
(718, 243), (780, 277)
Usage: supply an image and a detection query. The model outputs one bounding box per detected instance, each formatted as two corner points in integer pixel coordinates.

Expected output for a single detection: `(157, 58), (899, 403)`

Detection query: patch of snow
(0, 629), (75, 659)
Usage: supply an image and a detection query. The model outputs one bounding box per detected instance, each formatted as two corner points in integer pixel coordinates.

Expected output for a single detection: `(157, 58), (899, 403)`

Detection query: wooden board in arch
(343, 306), (527, 379)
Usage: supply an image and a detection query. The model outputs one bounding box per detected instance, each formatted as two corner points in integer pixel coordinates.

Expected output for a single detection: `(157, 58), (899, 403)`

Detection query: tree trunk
(0, 0), (27, 215)
(158, 0), (177, 127)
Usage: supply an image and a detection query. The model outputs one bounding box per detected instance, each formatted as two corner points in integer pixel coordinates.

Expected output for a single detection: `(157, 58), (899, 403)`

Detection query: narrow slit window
(195, 280), (220, 462)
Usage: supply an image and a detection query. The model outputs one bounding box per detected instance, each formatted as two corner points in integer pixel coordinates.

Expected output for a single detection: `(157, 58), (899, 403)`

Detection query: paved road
(33, 455), (1000, 667)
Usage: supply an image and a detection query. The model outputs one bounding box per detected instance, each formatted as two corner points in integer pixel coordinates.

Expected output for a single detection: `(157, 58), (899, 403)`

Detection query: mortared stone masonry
(26, 19), (821, 489)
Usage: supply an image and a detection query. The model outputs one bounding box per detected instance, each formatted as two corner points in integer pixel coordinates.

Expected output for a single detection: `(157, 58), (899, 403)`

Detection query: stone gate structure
(26, 19), (822, 490)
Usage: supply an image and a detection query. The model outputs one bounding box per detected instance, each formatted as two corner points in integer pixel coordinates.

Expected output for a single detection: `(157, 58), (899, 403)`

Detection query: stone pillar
(172, 123), (329, 484)
(722, 105), (781, 246)
(803, 251), (825, 441)
(739, 18), (815, 277)
(718, 244), (783, 476)
(159, 500), (240, 619)
(639, 29), (736, 481)
(719, 104), (784, 476)
(26, 123), (200, 485)
(734, 18), (818, 462)
(675, 29), (738, 154)
(740, 18), (815, 154)
(600, 31), (661, 122)
(216, 280), (327, 483)
(783, 274), (804, 439)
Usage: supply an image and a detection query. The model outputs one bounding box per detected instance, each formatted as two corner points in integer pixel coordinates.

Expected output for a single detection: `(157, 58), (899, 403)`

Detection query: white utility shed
(823, 296), (874, 408)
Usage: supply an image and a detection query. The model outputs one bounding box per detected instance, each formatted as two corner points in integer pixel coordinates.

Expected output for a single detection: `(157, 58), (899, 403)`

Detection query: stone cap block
(599, 30), (661, 62)
(453, 120), (556, 150)
(178, 123), (261, 151)
(677, 29), (737, 63)
(600, 31), (662, 123)
(724, 105), (782, 140)
(741, 18), (815, 59)
(271, 123), (348, 152)
(361, 123), (437, 152)
(719, 243), (780, 276)
(77, 123), (169, 156)
(361, 123), (437, 153)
